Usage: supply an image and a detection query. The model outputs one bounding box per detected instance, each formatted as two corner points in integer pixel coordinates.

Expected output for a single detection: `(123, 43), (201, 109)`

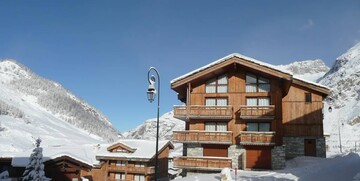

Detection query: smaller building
(96, 139), (174, 181)
(4, 139), (173, 181)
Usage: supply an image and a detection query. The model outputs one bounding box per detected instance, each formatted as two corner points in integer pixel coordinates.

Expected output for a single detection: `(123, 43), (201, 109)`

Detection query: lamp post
(146, 67), (160, 181)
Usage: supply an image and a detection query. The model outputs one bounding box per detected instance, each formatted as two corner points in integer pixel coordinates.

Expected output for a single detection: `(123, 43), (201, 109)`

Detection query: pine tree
(22, 138), (51, 181)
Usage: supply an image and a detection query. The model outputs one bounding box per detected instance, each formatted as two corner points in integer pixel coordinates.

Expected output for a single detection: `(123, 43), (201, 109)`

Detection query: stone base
(271, 145), (286, 169)
(283, 137), (326, 159)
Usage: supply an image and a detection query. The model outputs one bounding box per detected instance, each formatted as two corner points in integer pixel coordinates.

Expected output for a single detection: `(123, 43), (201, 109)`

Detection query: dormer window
(206, 75), (228, 93)
(246, 74), (270, 92)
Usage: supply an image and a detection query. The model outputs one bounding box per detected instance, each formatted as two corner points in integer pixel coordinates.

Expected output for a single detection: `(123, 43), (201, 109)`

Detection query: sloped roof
(96, 139), (174, 161)
(170, 53), (329, 95)
(171, 53), (292, 85)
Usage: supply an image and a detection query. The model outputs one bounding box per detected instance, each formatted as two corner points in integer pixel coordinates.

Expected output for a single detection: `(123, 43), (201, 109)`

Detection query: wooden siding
(107, 165), (154, 174)
(173, 105), (233, 120)
(172, 131), (232, 144)
(282, 84), (324, 137)
(173, 156), (232, 171)
(239, 105), (275, 119)
(239, 131), (275, 146)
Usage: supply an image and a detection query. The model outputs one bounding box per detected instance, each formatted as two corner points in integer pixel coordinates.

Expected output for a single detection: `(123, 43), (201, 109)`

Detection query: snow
(174, 153), (360, 181)
(97, 139), (172, 159)
(171, 53), (293, 84)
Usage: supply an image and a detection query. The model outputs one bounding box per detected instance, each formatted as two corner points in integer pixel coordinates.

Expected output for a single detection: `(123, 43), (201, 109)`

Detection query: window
(206, 75), (228, 93)
(246, 74), (270, 92)
(135, 162), (145, 168)
(205, 98), (228, 106)
(246, 97), (270, 106)
(134, 174), (145, 181)
(305, 93), (312, 103)
(116, 160), (125, 167)
(115, 173), (125, 181)
(205, 122), (227, 131)
(246, 122), (271, 132)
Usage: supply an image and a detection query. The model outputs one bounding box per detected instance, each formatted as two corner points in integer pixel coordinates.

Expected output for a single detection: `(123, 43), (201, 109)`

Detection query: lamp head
(328, 106), (332, 113)
(147, 76), (156, 102)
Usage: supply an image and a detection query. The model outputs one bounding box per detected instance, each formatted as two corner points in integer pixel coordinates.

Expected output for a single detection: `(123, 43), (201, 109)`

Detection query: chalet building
(3, 139), (173, 181)
(95, 140), (174, 181)
(170, 53), (329, 172)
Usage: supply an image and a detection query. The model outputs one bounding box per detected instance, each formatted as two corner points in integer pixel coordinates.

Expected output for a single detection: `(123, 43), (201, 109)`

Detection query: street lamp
(146, 67), (160, 181)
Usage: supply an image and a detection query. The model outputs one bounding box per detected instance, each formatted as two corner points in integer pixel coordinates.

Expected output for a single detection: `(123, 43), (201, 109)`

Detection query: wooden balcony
(173, 105), (233, 120)
(239, 105), (275, 119)
(173, 156), (232, 171)
(172, 131), (232, 144)
(108, 165), (155, 174)
(239, 131), (275, 146)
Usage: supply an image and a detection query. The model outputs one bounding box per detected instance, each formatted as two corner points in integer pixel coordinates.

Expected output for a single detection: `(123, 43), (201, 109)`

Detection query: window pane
(246, 98), (257, 106)
(115, 173), (121, 179)
(205, 122), (216, 131)
(259, 84), (270, 92)
(246, 85), (257, 92)
(258, 77), (269, 83)
(217, 75), (228, 84)
(206, 78), (216, 85)
(259, 123), (271, 132)
(305, 93), (312, 103)
(121, 174), (125, 180)
(246, 74), (257, 84)
(247, 123), (258, 131)
(217, 98), (228, 106)
(206, 85), (216, 93)
(206, 98), (216, 106)
(258, 98), (270, 106)
(217, 122), (227, 131)
(217, 85), (228, 93)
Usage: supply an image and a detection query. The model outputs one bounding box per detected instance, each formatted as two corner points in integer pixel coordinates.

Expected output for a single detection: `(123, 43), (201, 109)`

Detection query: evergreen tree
(22, 138), (51, 181)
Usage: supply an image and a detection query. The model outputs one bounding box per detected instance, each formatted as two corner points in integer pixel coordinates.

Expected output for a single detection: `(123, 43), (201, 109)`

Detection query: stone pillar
(271, 145), (286, 169)
(316, 137), (326, 158)
(186, 143), (203, 157)
(228, 145), (245, 169)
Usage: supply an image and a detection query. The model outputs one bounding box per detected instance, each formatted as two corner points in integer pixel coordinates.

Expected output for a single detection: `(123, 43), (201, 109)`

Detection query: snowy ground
(173, 153), (360, 181)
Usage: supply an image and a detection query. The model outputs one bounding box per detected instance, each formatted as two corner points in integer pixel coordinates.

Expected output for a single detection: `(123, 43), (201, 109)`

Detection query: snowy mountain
(123, 111), (184, 140)
(0, 60), (119, 153)
(275, 59), (330, 82)
(318, 42), (360, 153)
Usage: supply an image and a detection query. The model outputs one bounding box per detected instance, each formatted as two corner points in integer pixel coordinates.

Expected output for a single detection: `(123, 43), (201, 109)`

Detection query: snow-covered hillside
(275, 59), (330, 82)
(319, 42), (360, 154)
(123, 111), (184, 140)
(0, 60), (119, 154)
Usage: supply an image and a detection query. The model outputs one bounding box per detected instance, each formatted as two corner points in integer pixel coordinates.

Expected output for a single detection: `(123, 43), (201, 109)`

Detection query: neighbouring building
(170, 53), (329, 173)
(1, 139), (173, 181)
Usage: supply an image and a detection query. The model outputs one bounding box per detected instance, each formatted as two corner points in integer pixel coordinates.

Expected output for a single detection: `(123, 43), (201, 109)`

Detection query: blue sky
(0, 1), (359, 132)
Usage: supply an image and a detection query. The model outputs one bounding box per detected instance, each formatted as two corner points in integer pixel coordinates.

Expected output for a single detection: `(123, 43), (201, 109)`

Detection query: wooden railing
(108, 165), (155, 174)
(239, 105), (275, 119)
(173, 105), (233, 120)
(173, 156), (232, 171)
(172, 131), (232, 144)
(239, 131), (275, 146)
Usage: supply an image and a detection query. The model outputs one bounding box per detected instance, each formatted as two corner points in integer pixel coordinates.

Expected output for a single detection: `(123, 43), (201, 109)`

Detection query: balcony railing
(173, 105), (233, 120)
(239, 105), (275, 119)
(172, 131), (232, 144)
(239, 131), (275, 146)
(173, 156), (232, 171)
(108, 165), (155, 174)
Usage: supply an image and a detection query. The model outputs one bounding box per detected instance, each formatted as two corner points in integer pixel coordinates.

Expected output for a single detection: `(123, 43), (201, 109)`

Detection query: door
(304, 139), (316, 156)
(246, 146), (271, 169)
(203, 144), (228, 157)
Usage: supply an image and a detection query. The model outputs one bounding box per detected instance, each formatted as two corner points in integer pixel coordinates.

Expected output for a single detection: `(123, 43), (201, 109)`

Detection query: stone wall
(271, 145), (286, 169)
(228, 145), (245, 169)
(283, 137), (326, 159)
(185, 143), (203, 157)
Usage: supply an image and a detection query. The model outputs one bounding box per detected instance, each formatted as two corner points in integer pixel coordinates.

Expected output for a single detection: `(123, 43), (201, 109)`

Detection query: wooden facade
(171, 54), (329, 170)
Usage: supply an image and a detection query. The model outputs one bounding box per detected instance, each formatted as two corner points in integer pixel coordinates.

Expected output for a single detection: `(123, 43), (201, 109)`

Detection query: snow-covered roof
(96, 139), (173, 160)
(293, 75), (330, 90)
(170, 53), (293, 84)
(11, 144), (100, 167)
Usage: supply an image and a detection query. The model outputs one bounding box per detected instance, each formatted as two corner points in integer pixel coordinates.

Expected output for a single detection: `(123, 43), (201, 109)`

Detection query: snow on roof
(170, 53), (293, 84)
(96, 139), (171, 160)
(293, 75), (330, 90)
(11, 144), (100, 167)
